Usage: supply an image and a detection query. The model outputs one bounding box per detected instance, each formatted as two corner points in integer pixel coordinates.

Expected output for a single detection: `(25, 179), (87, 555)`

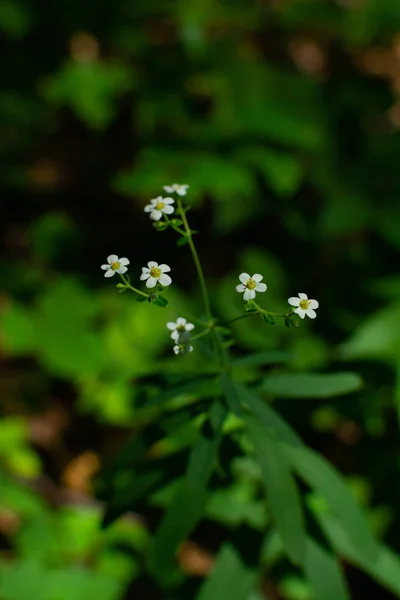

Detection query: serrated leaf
(196, 544), (257, 600)
(261, 372), (363, 399)
(305, 538), (350, 600)
(285, 445), (378, 565)
(246, 416), (305, 564)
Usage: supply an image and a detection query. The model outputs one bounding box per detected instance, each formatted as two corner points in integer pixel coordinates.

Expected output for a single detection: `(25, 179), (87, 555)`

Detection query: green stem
(164, 214), (187, 236)
(176, 198), (212, 322)
(120, 274), (148, 298)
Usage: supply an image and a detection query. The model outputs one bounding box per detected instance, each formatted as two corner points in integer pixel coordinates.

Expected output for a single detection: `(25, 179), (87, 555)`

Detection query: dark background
(2, 0), (400, 598)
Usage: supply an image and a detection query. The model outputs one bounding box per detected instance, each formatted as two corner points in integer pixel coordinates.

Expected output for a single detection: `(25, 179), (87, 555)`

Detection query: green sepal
(170, 218), (183, 227)
(177, 235), (190, 247)
(153, 295), (169, 307)
(153, 221), (168, 231)
(262, 313), (275, 325)
(245, 300), (257, 312)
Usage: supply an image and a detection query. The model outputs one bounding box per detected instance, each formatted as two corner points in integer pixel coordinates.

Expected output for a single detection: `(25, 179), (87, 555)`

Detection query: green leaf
(262, 313), (275, 325)
(195, 544), (257, 600)
(149, 401), (227, 581)
(305, 538), (350, 600)
(152, 295), (169, 307)
(234, 384), (303, 447)
(285, 445), (378, 565)
(312, 508), (400, 597)
(186, 400), (228, 488)
(220, 373), (245, 417)
(261, 372), (363, 399)
(246, 416), (305, 565)
(232, 351), (293, 368)
(177, 235), (190, 246)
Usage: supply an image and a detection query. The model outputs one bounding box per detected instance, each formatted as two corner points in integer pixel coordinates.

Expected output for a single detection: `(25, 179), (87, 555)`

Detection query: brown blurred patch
(177, 540), (214, 577)
(0, 507), (21, 536)
(61, 451), (100, 494)
(28, 404), (69, 449)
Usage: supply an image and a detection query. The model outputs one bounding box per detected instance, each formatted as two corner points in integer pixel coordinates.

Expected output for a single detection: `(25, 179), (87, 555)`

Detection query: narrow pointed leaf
(261, 372), (363, 399)
(149, 400), (226, 581)
(246, 416), (305, 564)
(196, 544), (257, 600)
(285, 445), (378, 564)
(305, 538), (350, 600)
(235, 383), (303, 447)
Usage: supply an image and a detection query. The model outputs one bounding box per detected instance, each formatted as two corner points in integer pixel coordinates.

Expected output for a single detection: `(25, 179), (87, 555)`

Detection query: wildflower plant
(98, 185), (379, 598)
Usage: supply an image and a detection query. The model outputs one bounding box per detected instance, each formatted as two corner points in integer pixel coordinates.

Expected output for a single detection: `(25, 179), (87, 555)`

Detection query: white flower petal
(140, 272), (150, 280)
(144, 204), (153, 213)
(163, 197), (174, 204)
(243, 289), (256, 301)
(236, 284), (246, 293)
(255, 282), (267, 292)
(159, 264), (171, 272)
(146, 277), (157, 288)
(294, 307), (306, 319)
(150, 209), (162, 221)
(101, 264), (111, 270)
(187, 345), (193, 352)
(167, 322), (177, 330)
(306, 308), (317, 319)
(173, 345), (180, 354)
(186, 323), (195, 331)
(117, 266), (128, 274)
(119, 257), (130, 266)
(308, 299), (319, 309)
(176, 318), (187, 326)
(298, 293), (308, 300)
(171, 331), (180, 341)
(252, 273), (263, 282)
(104, 269), (115, 278)
(164, 186), (173, 193)
(163, 205), (174, 215)
(147, 262), (158, 268)
(239, 273), (250, 284)
(159, 273), (172, 286)
(288, 297), (300, 307)
(107, 254), (118, 263)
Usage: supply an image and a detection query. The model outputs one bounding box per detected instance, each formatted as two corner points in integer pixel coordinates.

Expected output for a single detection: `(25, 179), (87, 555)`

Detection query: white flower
(288, 293), (319, 319)
(144, 196), (175, 221)
(166, 317), (195, 342)
(101, 254), (130, 278)
(236, 273), (267, 301)
(140, 261), (172, 288)
(173, 342), (194, 355)
(163, 183), (189, 196)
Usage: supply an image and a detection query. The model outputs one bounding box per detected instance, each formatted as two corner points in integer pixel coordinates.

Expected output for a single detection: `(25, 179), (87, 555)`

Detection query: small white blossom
(163, 183), (189, 196)
(173, 341), (194, 355)
(288, 293), (319, 319)
(144, 196), (175, 221)
(236, 273), (267, 301)
(140, 261), (172, 288)
(101, 254), (130, 278)
(166, 317), (195, 342)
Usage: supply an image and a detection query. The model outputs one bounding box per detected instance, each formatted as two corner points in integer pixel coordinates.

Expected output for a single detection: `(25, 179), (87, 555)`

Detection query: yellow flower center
(150, 266), (161, 278)
(156, 202), (164, 210)
(110, 261), (120, 271)
(177, 324), (186, 332)
(246, 278), (256, 290)
(299, 299), (311, 310)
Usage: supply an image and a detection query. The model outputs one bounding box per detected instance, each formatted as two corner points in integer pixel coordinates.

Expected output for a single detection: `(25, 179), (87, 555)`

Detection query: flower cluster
(101, 182), (320, 361)
(235, 273), (318, 320)
(167, 318), (195, 355)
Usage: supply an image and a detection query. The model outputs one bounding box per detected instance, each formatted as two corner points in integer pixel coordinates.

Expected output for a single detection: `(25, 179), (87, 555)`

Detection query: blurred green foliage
(2, 0), (400, 598)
